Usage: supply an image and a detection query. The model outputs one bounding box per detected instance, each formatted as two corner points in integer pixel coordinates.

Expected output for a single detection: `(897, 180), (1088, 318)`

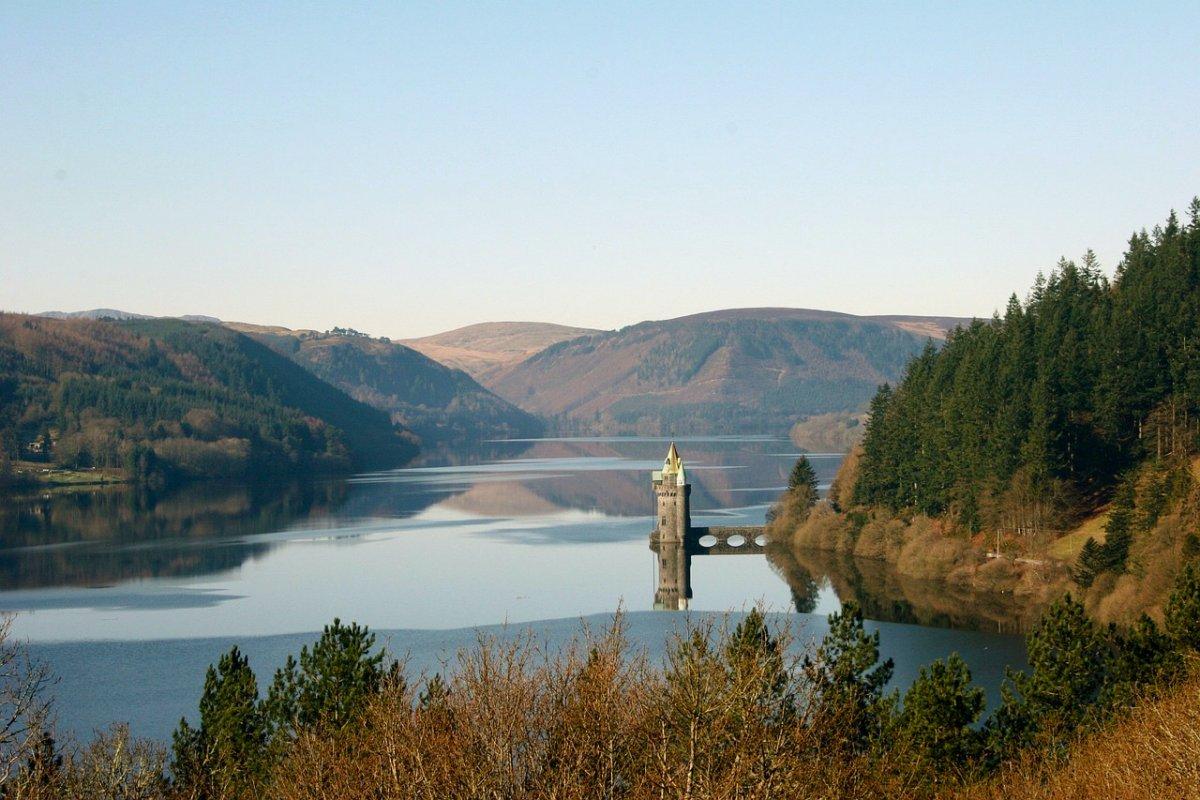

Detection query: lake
(0, 436), (1026, 742)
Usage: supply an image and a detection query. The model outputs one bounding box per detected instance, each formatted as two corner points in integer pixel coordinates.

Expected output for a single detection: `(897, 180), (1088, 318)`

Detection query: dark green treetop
(894, 653), (984, 773)
(1165, 563), (1200, 652)
(265, 618), (389, 737)
(803, 602), (895, 752)
(986, 594), (1109, 757)
(171, 646), (268, 797)
(788, 455), (819, 508)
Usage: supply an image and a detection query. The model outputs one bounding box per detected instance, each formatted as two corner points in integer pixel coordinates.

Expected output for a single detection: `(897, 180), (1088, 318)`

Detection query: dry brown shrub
(783, 502), (854, 551)
(852, 515), (907, 561)
(533, 620), (656, 799)
(271, 619), (658, 800)
(63, 724), (168, 800)
(265, 612), (935, 800)
(0, 615), (54, 791)
(638, 619), (800, 799)
(894, 520), (972, 580)
(954, 678), (1200, 800)
(829, 444), (863, 510)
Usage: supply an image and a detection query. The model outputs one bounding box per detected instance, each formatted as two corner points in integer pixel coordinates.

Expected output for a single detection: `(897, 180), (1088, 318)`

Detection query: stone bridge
(687, 525), (767, 555)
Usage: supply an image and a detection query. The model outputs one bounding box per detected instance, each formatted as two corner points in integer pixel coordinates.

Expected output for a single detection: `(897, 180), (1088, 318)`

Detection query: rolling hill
(39, 308), (222, 324)
(484, 308), (970, 435)
(228, 323), (542, 443)
(401, 321), (600, 385)
(0, 315), (417, 482)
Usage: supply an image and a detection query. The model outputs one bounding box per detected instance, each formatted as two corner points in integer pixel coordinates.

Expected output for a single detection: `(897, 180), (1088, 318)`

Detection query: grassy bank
(5, 461), (129, 489)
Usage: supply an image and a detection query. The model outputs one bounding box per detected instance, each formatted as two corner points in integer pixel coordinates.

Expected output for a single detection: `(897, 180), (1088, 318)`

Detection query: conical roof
(663, 442), (686, 485)
(663, 442), (681, 471)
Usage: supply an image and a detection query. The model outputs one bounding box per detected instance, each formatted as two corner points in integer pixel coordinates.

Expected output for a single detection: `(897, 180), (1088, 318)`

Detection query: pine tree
(803, 602), (894, 752)
(1073, 537), (1103, 588)
(787, 455), (819, 508)
(895, 653), (984, 772)
(724, 609), (791, 721)
(986, 594), (1108, 757)
(849, 201), (1200, 532)
(1099, 477), (1136, 573)
(171, 646), (267, 797)
(853, 384), (895, 507)
(1165, 563), (1200, 652)
(1104, 615), (1182, 707)
(264, 618), (387, 737)
(418, 673), (451, 710)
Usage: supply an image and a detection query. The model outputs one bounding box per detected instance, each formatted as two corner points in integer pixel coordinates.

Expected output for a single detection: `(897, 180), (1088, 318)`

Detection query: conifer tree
(724, 609), (791, 720)
(1099, 477), (1136, 573)
(787, 455), (819, 508)
(1165, 563), (1200, 652)
(1103, 614), (1182, 707)
(418, 673), (451, 711)
(894, 653), (984, 772)
(853, 383), (900, 508)
(264, 618), (387, 738)
(803, 602), (894, 752)
(1073, 537), (1103, 588)
(171, 646), (267, 798)
(850, 201), (1200, 532)
(986, 595), (1108, 757)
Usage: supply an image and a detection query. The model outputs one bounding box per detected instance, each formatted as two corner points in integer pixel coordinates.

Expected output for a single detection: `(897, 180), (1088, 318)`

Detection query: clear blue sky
(3, 2), (1198, 338)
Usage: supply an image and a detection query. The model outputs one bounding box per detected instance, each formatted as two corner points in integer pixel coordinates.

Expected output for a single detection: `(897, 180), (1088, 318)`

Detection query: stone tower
(652, 442), (691, 545)
(651, 443), (692, 610)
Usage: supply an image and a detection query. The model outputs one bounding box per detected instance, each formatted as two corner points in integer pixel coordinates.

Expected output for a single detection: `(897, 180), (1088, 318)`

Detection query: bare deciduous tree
(0, 614), (54, 790)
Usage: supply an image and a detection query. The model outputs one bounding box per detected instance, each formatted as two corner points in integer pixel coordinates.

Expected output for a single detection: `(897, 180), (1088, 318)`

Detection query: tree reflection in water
(767, 544), (1043, 634)
(0, 481), (351, 590)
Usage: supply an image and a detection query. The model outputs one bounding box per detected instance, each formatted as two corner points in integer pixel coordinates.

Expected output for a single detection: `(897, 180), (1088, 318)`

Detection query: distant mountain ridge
(228, 322), (542, 443)
(480, 307), (972, 436)
(28, 306), (971, 440)
(39, 308), (222, 324)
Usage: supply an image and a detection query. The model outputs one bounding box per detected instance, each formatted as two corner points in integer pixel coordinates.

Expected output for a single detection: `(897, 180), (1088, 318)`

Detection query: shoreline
(769, 502), (1072, 624)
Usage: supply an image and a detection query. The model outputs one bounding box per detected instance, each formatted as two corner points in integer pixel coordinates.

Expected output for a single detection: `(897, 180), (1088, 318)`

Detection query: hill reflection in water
(0, 436), (835, 640)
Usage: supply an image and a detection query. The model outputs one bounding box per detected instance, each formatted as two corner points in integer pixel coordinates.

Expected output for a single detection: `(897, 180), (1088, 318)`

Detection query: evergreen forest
(855, 201), (1200, 538)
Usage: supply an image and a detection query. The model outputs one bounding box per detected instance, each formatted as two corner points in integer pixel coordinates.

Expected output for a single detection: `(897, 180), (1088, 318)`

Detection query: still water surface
(0, 437), (1026, 741)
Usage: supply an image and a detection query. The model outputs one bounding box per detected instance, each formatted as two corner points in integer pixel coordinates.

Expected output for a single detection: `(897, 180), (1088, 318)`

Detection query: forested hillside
(0, 315), (417, 484)
(856, 201), (1200, 530)
(487, 308), (967, 435)
(231, 324), (542, 442)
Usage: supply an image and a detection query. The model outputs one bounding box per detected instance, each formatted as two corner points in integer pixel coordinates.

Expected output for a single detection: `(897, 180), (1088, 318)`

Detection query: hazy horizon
(12, 303), (977, 340)
(5, 3), (1199, 339)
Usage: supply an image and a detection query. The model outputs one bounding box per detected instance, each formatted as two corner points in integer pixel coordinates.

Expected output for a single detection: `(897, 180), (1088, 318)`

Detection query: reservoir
(0, 436), (1026, 741)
